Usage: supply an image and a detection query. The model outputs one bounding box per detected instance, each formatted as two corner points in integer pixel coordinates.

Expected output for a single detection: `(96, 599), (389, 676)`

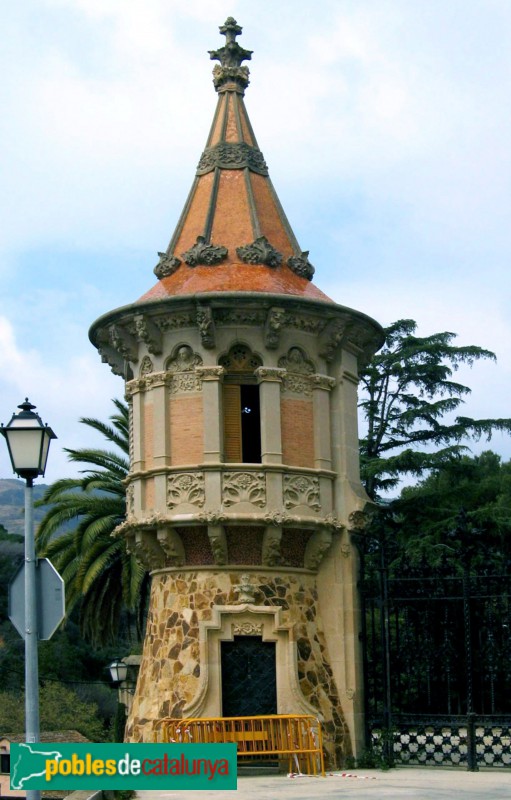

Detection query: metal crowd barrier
(153, 714), (325, 776)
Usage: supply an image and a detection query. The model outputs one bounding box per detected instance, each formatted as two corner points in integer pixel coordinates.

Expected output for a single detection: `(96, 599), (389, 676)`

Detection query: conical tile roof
(139, 17), (332, 304)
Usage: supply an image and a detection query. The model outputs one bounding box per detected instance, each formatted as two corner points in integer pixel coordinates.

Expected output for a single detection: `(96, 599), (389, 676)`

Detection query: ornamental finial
(208, 17), (252, 94)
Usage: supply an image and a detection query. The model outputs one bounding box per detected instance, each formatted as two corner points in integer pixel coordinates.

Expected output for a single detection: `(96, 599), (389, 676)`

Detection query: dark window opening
(240, 384), (261, 463)
(1, 753), (10, 774)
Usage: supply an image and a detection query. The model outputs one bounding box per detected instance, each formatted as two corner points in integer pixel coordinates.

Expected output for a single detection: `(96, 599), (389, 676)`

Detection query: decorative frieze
(168, 373), (202, 394)
(283, 474), (321, 511)
(222, 471), (266, 507)
(196, 143), (268, 175)
(167, 472), (205, 509)
(236, 236), (282, 267)
(215, 309), (266, 326)
(182, 235), (228, 267)
(155, 313), (196, 332)
(287, 251), (315, 281)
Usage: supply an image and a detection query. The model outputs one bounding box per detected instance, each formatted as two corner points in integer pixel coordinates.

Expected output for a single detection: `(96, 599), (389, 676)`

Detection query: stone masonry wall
(126, 569), (351, 767)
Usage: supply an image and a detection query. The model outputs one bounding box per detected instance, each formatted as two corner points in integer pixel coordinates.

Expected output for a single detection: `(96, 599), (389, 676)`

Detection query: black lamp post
(1, 399), (56, 800)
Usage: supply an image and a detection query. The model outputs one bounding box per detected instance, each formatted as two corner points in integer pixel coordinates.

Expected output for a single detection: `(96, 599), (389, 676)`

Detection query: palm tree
(36, 399), (148, 646)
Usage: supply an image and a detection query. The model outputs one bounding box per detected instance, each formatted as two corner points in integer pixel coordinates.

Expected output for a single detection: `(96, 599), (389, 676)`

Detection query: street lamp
(107, 658), (129, 685)
(1, 399), (56, 800)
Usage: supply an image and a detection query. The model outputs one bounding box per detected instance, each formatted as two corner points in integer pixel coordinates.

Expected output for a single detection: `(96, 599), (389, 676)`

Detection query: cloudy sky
(1, 0), (510, 482)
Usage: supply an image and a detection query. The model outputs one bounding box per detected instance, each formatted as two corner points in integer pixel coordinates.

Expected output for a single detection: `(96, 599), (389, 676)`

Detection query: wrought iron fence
(360, 549), (511, 769)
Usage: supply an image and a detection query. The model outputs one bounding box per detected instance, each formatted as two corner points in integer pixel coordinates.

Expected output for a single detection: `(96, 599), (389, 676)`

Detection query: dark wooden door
(221, 636), (277, 716)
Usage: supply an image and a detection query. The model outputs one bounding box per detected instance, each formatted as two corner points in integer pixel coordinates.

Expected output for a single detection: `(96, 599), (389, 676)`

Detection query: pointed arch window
(220, 345), (262, 463)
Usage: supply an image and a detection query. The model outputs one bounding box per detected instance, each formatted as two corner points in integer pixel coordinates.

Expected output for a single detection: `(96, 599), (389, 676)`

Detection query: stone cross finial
(209, 18), (252, 94)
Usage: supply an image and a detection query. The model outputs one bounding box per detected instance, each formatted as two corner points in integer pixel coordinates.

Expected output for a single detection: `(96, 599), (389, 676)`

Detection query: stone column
(311, 374), (336, 471)
(147, 373), (170, 511)
(255, 367), (285, 465)
(196, 366), (225, 462)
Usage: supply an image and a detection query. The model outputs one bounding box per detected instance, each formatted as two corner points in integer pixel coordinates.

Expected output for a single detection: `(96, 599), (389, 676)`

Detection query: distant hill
(0, 478), (50, 538)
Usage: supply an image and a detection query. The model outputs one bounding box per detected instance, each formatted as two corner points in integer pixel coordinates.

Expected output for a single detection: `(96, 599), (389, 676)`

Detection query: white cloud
(0, 316), (121, 482)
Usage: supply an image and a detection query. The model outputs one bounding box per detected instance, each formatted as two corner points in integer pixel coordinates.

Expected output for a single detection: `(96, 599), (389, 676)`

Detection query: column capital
(196, 365), (226, 382)
(255, 366), (286, 384)
(311, 374), (337, 391)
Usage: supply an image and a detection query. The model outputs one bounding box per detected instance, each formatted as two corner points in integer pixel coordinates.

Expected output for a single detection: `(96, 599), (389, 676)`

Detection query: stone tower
(89, 18), (383, 766)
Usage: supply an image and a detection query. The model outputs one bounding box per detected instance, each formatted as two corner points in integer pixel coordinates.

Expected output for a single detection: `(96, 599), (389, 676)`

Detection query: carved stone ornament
(167, 472), (205, 509)
(139, 355), (154, 377)
(236, 236), (282, 266)
(197, 511), (228, 526)
(126, 483), (135, 519)
(209, 17), (252, 94)
(222, 471), (266, 507)
(233, 622), (263, 636)
(283, 474), (321, 512)
(279, 347), (315, 396)
(254, 367), (285, 383)
(311, 374), (337, 391)
(264, 307), (287, 350)
(278, 347), (315, 375)
(168, 373), (202, 394)
(166, 345), (203, 393)
(304, 528), (333, 570)
(207, 525), (228, 566)
(196, 305), (216, 349)
(197, 143), (268, 176)
(319, 320), (348, 362)
(166, 344), (203, 373)
(134, 314), (162, 355)
(262, 526), (282, 567)
(156, 312), (195, 332)
(154, 252), (181, 279)
(264, 511), (291, 527)
(195, 366), (225, 382)
(109, 324), (138, 363)
(133, 531), (165, 571)
(182, 235), (228, 267)
(234, 574), (258, 604)
(156, 527), (185, 566)
(287, 251), (315, 281)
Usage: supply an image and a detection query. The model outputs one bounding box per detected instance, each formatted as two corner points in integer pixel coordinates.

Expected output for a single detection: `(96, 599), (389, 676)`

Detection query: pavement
(135, 766), (511, 799)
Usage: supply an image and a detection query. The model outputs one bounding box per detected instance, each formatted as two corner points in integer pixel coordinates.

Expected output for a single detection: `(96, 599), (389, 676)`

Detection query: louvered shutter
(223, 384), (242, 462)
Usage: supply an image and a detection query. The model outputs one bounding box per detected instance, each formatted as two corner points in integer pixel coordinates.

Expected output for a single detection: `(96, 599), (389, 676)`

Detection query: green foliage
(391, 450), (511, 569)
(0, 682), (106, 741)
(36, 399), (148, 646)
(359, 319), (511, 500)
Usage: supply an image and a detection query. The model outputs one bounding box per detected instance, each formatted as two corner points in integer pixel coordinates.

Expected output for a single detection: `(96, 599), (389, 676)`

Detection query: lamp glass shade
(1, 400), (56, 478)
(108, 659), (128, 684)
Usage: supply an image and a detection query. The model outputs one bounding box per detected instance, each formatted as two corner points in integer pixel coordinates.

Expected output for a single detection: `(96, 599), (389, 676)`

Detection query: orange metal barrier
(153, 714), (325, 776)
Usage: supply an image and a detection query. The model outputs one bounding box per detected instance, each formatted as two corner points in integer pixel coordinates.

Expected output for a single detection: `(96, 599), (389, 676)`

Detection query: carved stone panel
(222, 471), (266, 507)
(283, 474), (321, 512)
(233, 622), (263, 636)
(278, 347), (315, 396)
(166, 345), (204, 394)
(167, 472), (205, 509)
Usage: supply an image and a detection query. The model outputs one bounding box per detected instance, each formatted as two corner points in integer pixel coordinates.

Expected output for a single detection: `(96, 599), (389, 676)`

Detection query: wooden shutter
(223, 384), (242, 462)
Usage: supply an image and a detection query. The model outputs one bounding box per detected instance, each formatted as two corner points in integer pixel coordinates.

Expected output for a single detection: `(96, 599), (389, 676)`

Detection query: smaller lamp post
(1, 399), (56, 800)
(107, 659), (135, 742)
